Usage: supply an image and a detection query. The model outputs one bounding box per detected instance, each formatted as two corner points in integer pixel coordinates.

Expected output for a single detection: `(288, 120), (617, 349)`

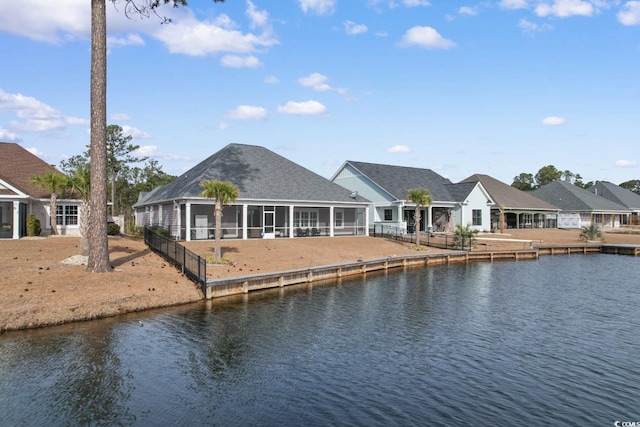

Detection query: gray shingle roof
(531, 180), (630, 212)
(590, 181), (640, 210)
(136, 144), (369, 206)
(461, 174), (558, 211)
(345, 161), (474, 202)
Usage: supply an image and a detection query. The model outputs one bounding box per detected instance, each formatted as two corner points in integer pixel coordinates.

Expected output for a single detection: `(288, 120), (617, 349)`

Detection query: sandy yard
(1, 228), (639, 332)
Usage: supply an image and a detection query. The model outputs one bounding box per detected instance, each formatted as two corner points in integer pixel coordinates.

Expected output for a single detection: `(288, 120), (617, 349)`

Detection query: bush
(149, 225), (170, 238)
(107, 222), (121, 236)
(26, 214), (41, 237)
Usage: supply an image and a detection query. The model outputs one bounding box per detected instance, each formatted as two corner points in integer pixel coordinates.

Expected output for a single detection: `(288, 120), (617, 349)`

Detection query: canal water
(1, 254), (639, 426)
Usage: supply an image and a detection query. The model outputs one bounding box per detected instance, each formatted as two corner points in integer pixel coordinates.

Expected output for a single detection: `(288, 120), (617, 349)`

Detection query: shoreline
(2, 229), (639, 333)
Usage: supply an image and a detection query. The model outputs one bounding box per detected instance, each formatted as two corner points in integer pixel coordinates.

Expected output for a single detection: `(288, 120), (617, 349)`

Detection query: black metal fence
(144, 226), (207, 292)
(372, 223), (474, 251)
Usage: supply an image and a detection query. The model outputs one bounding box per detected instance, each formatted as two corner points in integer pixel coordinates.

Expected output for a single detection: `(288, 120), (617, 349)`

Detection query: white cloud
(155, 12), (278, 56)
(299, 0), (336, 15)
(388, 145), (411, 153)
(0, 0), (90, 43)
(134, 145), (159, 156)
(122, 125), (151, 139)
(277, 100), (328, 115)
(0, 89), (86, 132)
(0, 1), (280, 58)
(110, 113), (131, 121)
(500, 0), (529, 9)
(221, 55), (263, 68)
(399, 26), (456, 49)
(298, 73), (347, 94)
(615, 159), (638, 167)
(25, 147), (47, 159)
(264, 76), (280, 84)
(459, 6), (478, 15)
(246, 0), (269, 28)
(618, 1), (640, 25)
(299, 73), (332, 91)
(0, 127), (21, 142)
(225, 105), (268, 120)
(344, 20), (368, 35)
(519, 18), (554, 32)
(107, 33), (145, 49)
(134, 144), (189, 160)
(542, 116), (566, 125)
(402, 0), (431, 6)
(535, 0), (594, 18)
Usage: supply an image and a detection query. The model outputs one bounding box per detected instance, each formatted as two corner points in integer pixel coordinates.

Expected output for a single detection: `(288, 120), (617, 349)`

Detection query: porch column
(329, 206), (334, 237)
(12, 201), (20, 239)
(365, 207), (370, 236)
(185, 202), (192, 241)
(242, 204), (248, 240)
(289, 205), (295, 238)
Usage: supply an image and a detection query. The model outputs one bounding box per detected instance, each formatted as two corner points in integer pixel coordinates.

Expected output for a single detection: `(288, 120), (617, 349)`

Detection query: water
(1, 254), (640, 426)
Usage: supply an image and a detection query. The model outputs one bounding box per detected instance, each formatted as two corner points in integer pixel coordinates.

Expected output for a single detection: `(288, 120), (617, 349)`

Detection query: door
(263, 210), (275, 239)
(195, 215), (208, 239)
(356, 211), (364, 235)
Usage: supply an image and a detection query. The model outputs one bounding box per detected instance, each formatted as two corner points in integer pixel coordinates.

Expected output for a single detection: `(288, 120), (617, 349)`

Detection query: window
(334, 210), (344, 228)
(384, 209), (393, 221)
(294, 210), (318, 228)
(56, 205), (78, 226)
(472, 209), (482, 226)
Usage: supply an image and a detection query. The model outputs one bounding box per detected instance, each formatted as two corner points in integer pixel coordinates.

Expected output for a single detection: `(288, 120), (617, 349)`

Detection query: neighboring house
(0, 142), (82, 239)
(330, 161), (494, 233)
(133, 144), (371, 240)
(531, 180), (630, 229)
(589, 181), (640, 226)
(461, 174), (560, 230)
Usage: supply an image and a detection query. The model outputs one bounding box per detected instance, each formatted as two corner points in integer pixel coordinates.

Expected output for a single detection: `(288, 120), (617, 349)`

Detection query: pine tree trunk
(87, 0), (112, 273)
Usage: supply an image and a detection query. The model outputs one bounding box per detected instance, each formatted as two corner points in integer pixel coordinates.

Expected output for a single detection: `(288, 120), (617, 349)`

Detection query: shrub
(107, 222), (121, 236)
(26, 214), (41, 237)
(580, 224), (602, 242)
(149, 225), (170, 238)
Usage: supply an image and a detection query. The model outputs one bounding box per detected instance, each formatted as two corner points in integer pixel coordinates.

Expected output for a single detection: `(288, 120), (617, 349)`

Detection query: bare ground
(1, 228), (639, 332)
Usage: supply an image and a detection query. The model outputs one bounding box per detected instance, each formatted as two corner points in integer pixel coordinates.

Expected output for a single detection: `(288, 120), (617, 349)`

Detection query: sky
(1, 0), (639, 186)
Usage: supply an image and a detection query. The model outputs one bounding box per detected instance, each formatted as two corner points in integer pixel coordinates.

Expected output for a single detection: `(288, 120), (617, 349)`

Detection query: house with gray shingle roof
(531, 180), (630, 228)
(0, 142), (82, 239)
(589, 181), (640, 225)
(330, 161), (494, 234)
(461, 174), (560, 230)
(133, 144), (371, 240)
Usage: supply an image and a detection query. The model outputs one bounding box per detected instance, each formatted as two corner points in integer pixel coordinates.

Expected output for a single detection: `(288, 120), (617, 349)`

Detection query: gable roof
(531, 180), (630, 212)
(341, 161), (475, 203)
(590, 181), (640, 210)
(461, 174), (558, 211)
(136, 144), (370, 206)
(0, 142), (62, 198)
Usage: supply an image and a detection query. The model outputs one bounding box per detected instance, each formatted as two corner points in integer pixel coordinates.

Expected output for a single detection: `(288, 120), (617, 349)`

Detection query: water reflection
(1, 255), (640, 426)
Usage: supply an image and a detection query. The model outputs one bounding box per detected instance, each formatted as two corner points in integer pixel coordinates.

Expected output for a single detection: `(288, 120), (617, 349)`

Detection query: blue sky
(1, 0), (639, 186)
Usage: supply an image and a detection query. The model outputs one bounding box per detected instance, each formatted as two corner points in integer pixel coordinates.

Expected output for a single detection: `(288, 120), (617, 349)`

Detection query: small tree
(31, 171), (70, 236)
(454, 224), (479, 250)
(67, 164), (92, 256)
(580, 224), (602, 242)
(406, 188), (432, 246)
(200, 180), (239, 261)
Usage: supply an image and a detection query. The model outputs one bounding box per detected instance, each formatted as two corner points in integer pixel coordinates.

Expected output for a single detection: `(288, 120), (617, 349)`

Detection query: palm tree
(67, 165), (92, 256)
(454, 224), (479, 250)
(406, 188), (432, 246)
(580, 223), (602, 242)
(200, 180), (239, 261)
(31, 171), (70, 236)
(499, 203), (506, 234)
